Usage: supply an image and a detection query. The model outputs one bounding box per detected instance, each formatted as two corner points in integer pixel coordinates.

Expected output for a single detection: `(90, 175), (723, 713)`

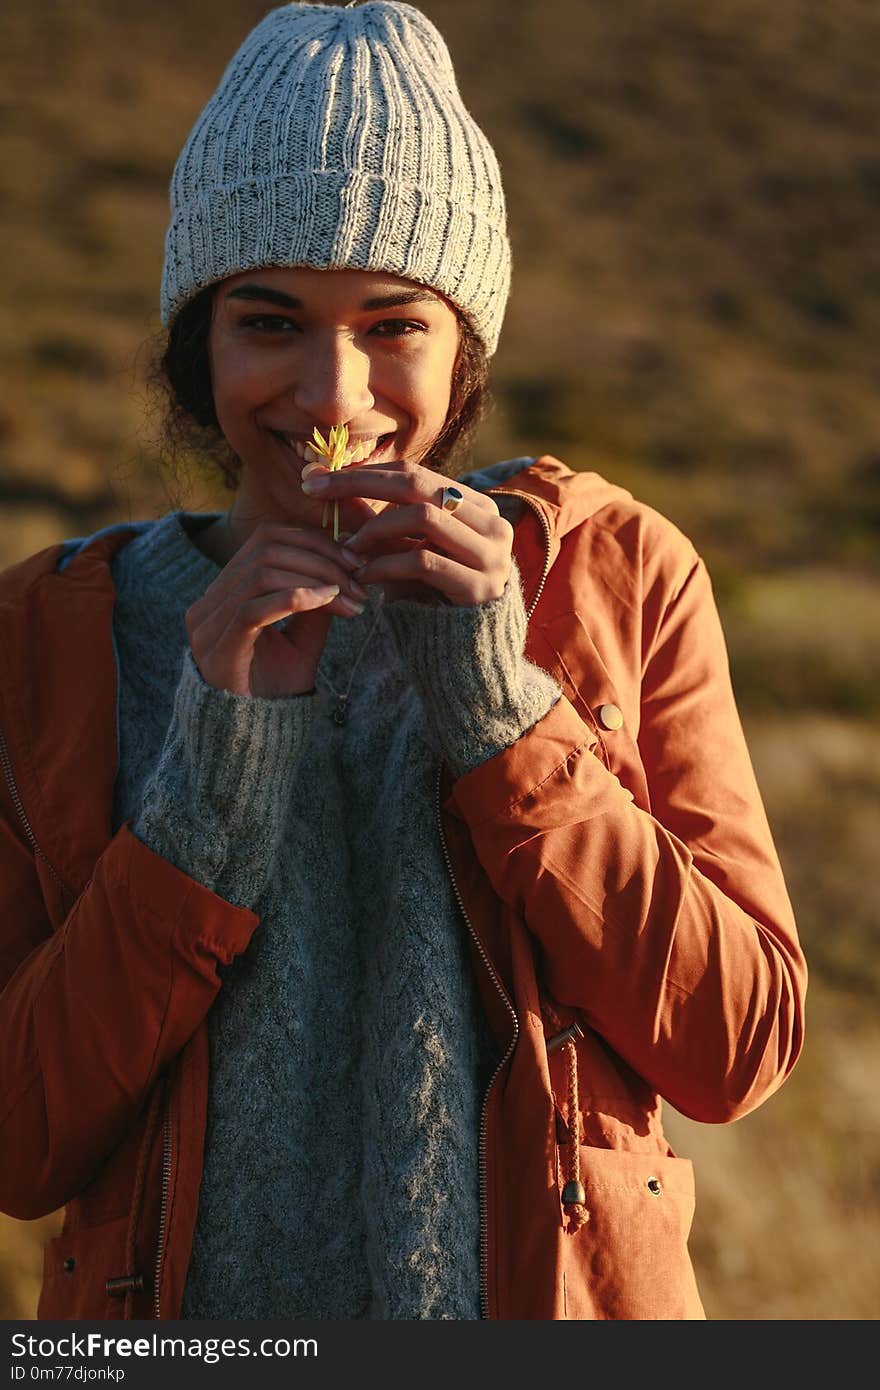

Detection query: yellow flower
(309, 424), (357, 541)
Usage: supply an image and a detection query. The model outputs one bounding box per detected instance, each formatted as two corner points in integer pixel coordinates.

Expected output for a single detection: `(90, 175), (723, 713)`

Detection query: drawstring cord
(542, 999), (590, 1233)
(560, 1035), (590, 1232)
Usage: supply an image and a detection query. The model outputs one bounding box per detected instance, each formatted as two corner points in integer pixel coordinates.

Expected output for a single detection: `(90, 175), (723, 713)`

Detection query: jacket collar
(469, 455), (635, 616)
(470, 453), (634, 562)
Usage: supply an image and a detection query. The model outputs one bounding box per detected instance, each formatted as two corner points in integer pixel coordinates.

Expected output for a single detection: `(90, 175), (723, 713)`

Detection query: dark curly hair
(149, 281), (492, 490)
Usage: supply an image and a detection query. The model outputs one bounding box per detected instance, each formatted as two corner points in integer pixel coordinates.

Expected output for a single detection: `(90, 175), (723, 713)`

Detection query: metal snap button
(597, 703), (623, 730)
(647, 1176), (662, 1196)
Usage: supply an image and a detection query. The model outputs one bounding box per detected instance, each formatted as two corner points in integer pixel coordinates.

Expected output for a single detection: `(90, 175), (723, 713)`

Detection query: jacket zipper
(0, 714), (175, 1317)
(0, 722), (72, 899)
(153, 1104), (173, 1318)
(434, 780), (518, 1321)
(487, 489), (554, 618)
(434, 490), (553, 1319)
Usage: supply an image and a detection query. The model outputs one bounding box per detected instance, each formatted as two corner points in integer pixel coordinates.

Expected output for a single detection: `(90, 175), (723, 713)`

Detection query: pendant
(333, 694), (348, 726)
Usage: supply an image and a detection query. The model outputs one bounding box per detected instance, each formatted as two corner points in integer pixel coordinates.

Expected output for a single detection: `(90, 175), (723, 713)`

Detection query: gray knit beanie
(160, 1), (511, 355)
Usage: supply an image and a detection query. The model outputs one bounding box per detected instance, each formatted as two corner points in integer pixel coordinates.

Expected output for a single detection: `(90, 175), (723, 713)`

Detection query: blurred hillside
(1, 0), (878, 1321)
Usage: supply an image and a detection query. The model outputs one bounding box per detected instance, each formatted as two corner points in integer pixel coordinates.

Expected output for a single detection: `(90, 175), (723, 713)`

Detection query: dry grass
(665, 1000), (880, 1320)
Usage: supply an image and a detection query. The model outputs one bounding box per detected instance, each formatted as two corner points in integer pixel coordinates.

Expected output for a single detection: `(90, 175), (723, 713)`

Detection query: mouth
(271, 431), (396, 466)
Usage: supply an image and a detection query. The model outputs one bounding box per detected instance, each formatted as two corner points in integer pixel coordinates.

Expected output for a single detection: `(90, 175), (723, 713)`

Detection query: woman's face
(207, 264), (461, 526)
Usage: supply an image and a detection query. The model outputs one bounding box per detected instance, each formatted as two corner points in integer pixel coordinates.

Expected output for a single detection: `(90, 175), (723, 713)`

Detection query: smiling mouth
(271, 431), (395, 465)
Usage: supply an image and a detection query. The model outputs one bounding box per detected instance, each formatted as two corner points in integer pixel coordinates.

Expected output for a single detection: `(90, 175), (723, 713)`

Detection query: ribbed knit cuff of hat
(381, 559), (562, 778)
(133, 649), (316, 908)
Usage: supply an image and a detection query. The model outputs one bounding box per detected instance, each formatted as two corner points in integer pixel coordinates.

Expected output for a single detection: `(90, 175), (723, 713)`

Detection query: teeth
(279, 433), (382, 462)
(351, 437), (378, 462)
(283, 438), (319, 461)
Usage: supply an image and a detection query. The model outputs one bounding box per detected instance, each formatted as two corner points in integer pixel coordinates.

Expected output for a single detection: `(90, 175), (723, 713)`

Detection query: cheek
(209, 342), (245, 419)
(210, 339), (288, 425)
(405, 346), (457, 427)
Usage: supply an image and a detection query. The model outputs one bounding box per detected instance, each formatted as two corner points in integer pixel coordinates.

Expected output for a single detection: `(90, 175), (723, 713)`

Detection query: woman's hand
(302, 459), (514, 605)
(185, 522), (368, 698)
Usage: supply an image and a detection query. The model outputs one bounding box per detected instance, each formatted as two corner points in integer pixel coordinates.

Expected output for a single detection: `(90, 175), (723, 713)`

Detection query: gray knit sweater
(109, 469), (561, 1319)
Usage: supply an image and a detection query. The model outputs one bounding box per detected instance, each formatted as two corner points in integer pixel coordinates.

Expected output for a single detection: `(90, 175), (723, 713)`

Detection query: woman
(0, 1), (806, 1321)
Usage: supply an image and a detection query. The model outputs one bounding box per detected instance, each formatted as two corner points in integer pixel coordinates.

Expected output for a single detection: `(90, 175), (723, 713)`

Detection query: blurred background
(0, 0), (877, 1320)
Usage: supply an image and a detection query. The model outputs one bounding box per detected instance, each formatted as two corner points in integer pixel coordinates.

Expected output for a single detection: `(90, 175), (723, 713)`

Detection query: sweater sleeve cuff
(381, 558), (562, 777)
(133, 649), (316, 906)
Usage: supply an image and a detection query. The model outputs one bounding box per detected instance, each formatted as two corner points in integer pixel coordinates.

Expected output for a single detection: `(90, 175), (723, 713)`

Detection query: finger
(301, 459), (502, 515)
(266, 598), (336, 670)
(336, 495), (384, 535)
(210, 582), (343, 652)
(203, 583), (340, 685)
(343, 502), (510, 569)
(226, 554), (366, 602)
(238, 500), (383, 549)
(188, 531), (363, 633)
(223, 521), (356, 575)
(227, 567), (368, 623)
(191, 570), (346, 652)
(349, 547), (508, 606)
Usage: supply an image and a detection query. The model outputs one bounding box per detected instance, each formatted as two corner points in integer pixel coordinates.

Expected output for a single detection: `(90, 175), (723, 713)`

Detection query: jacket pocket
(37, 1213), (131, 1321)
(558, 1146), (705, 1320)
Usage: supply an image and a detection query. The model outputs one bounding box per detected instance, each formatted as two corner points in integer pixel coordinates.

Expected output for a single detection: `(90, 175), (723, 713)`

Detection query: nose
(292, 330), (374, 428)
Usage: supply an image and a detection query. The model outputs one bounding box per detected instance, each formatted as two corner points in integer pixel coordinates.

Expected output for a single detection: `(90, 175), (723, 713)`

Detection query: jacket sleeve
(0, 816), (261, 1221)
(444, 544), (807, 1124)
(0, 613), (320, 1222)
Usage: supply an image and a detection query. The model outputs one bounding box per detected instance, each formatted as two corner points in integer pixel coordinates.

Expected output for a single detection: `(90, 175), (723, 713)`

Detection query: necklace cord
(317, 594), (386, 722)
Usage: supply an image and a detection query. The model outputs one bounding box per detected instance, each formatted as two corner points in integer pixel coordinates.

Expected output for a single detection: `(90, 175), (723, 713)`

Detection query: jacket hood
(464, 455), (628, 517)
(466, 455), (635, 539)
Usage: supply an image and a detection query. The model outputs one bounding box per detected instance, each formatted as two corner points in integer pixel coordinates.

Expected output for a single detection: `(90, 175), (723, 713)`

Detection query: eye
(241, 314), (300, 334)
(368, 319), (425, 338)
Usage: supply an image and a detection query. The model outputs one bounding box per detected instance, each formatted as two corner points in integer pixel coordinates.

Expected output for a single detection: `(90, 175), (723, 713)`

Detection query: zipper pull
(106, 1273), (145, 1297)
(546, 1020), (585, 1054)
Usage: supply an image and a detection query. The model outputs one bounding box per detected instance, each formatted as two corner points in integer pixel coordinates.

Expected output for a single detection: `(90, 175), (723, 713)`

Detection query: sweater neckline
(111, 511), (223, 637)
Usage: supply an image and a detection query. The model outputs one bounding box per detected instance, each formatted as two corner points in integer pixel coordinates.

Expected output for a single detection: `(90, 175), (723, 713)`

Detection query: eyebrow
(224, 283), (441, 310)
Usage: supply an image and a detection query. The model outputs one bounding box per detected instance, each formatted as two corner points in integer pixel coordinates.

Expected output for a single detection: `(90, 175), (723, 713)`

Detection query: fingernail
(349, 579), (368, 600)
(301, 461), (325, 480)
(301, 474), (329, 494)
(338, 595), (366, 615)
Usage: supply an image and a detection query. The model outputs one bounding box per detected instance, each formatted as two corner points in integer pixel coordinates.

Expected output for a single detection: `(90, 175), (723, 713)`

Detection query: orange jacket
(0, 456), (806, 1320)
